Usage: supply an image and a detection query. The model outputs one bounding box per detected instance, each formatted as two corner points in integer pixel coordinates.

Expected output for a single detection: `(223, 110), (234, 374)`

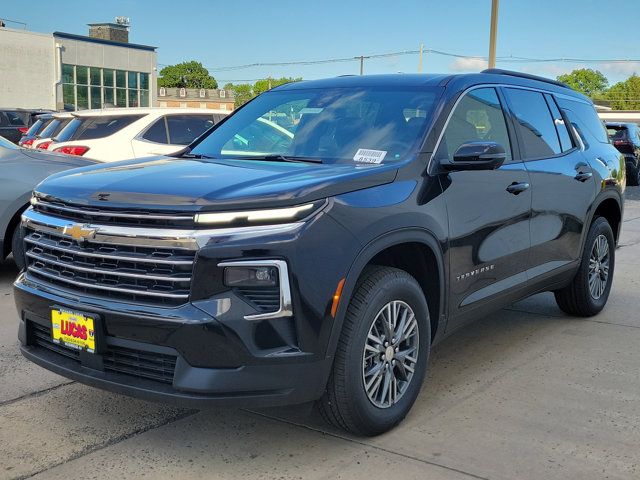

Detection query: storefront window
(104, 69), (114, 87)
(90, 87), (102, 109)
(77, 85), (89, 110)
(76, 67), (88, 86)
(61, 64), (151, 110)
(116, 70), (126, 88)
(90, 68), (101, 86)
(116, 88), (127, 108)
(62, 64), (74, 84)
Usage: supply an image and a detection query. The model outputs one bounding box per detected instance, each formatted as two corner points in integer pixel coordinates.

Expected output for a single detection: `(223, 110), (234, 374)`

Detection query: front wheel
(317, 266), (430, 436)
(554, 216), (615, 316)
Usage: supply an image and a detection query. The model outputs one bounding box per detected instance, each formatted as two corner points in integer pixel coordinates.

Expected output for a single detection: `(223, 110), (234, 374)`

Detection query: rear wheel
(554, 217), (615, 316)
(318, 266), (430, 436)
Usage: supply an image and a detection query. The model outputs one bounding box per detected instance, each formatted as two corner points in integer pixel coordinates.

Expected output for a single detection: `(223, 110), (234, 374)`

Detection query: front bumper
(15, 276), (331, 408)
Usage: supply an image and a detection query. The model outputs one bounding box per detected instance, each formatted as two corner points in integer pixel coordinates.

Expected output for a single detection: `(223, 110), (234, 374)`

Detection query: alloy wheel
(588, 234), (610, 300)
(362, 300), (419, 409)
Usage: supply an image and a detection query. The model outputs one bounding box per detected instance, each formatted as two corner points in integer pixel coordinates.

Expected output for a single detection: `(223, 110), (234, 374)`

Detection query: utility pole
(358, 56), (364, 75)
(418, 43), (424, 73)
(488, 0), (499, 69)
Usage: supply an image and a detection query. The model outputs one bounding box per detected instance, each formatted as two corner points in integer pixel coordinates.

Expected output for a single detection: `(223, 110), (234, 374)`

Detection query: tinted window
(436, 87), (512, 162)
(167, 115), (214, 145)
(545, 94), (573, 152)
(25, 119), (45, 136)
(606, 126), (628, 141)
(5, 111), (27, 126)
(143, 118), (168, 144)
(55, 118), (81, 142)
(71, 115), (144, 141)
(505, 88), (561, 159)
(38, 118), (62, 138)
(556, 98), (608, 144)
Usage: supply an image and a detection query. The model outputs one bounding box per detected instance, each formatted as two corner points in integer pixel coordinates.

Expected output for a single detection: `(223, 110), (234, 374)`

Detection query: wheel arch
(588, 192), (623, 247)
(2, 196), (31, 259)
(325, 227), (446, 361)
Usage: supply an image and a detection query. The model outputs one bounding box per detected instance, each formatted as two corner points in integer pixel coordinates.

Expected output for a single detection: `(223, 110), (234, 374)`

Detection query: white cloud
(449, 57), (488, 72)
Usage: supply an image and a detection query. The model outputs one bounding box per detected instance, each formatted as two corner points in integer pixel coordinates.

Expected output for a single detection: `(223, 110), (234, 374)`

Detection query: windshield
(0, 135), (19, 149)
(191, 86), (442, 164)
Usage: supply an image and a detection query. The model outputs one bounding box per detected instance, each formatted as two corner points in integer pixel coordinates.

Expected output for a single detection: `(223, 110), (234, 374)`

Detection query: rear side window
(142, 118), (169, 144)
(504, 88), (562, 159)
(555, 98), (608, 145)
(71, 115), (144, 141)
(55, 118), (81, 142)
(166, 115), (215, 145)
(606, 126), (628, 141)
(5, 111), (27, 126)
(38, 119), (62, 138)
(26, 119), (46, 136)
(544, 94), (573, 152)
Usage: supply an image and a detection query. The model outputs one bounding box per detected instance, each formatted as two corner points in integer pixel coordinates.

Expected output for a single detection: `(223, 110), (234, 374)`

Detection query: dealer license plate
(51, 308), (96, 353)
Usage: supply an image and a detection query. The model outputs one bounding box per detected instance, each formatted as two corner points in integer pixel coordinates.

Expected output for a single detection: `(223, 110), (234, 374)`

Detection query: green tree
(606, 75), (640, 110)
(158, 61), (218, 89)
(226, 77), (302, 107)
(557, 68), (609, 97)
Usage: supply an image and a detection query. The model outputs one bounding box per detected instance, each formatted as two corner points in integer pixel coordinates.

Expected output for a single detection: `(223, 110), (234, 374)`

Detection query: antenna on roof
(115, 16), (130, 28)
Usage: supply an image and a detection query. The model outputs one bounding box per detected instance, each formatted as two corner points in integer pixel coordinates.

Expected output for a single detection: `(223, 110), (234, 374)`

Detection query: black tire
(317, 266), (430, 436)
(627, 160), (640, 187)
(554, 217), (615, 317)
(11, 225), (25, 270)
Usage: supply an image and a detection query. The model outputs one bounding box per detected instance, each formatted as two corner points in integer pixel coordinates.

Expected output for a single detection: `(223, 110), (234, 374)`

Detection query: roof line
(53, 31), (156, 51)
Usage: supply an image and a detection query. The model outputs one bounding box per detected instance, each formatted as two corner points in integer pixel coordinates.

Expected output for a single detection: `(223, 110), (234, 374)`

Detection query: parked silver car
(0, 136), (96, 268)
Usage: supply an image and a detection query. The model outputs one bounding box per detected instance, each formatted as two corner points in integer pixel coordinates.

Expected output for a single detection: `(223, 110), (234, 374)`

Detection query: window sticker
(353, 148), (387, 164)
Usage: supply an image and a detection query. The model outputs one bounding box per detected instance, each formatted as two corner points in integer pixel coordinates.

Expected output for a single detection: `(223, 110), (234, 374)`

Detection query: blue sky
(2, 0), (639, 85)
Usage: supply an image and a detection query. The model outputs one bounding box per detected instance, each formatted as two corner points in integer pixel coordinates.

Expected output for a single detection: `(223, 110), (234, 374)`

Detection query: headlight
(194, 202), (322, 226)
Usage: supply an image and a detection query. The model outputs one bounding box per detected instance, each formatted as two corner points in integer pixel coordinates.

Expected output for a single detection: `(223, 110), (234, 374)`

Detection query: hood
(35, 156), (398, 212)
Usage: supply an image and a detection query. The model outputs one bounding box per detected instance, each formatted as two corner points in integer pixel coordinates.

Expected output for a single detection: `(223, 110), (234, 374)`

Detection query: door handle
(506, 182), (530, 195)
(574, 172), (593, 182)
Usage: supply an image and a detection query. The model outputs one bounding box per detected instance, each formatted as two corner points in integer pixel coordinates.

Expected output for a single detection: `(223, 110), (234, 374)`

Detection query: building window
(220, 103), (227, 110)
(199, 89), (206, 98)
(159, 87), (166, 97)
(179, 88), (186, 98)
(61, 64), (151, 110)
(219, 90), (226, 98)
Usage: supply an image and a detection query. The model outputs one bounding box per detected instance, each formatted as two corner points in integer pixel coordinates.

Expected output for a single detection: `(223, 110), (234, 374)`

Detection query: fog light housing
(218, 260), (292, 320)
(224, 265), (279, 288)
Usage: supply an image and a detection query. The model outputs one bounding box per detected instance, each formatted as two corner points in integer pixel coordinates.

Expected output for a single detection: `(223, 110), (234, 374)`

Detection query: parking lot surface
(1, 187), (639, 480)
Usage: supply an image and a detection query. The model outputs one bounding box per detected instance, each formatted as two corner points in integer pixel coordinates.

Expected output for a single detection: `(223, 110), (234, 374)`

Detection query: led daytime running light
(195, 203), (315, 225)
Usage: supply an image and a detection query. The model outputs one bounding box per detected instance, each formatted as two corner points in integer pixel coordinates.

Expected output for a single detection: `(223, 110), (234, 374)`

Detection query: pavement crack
(0, 381), (74, 408)
(15, 409), (198, 480)
(244, 408), (492, 480)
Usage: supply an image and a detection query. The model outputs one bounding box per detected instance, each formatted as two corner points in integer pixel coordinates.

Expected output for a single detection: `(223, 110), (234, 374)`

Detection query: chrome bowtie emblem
(62, 224), (96, 243)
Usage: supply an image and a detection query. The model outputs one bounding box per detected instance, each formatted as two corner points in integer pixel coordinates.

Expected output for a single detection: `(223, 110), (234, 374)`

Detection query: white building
(0, 23), (157, 111)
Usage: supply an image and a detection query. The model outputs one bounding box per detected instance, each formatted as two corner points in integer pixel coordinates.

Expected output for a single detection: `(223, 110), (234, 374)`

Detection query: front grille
(236, 286), (281, 313)
(33, 197), (196, 229)
(29, 322), (177, 384)
(24, 229), (195, 306)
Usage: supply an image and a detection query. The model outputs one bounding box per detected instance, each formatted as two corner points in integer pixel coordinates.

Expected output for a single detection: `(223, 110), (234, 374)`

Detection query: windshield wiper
(181, 152), (217, 159)
(234, 155), (323, 164)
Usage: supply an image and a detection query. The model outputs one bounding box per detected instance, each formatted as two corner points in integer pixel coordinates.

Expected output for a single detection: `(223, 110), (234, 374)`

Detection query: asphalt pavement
(1, 187), (639, 480)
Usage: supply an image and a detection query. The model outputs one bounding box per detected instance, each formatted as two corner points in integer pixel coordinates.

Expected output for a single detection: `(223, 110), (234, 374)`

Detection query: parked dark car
(15, 70), (625, 436)
(0, 138), (97, 269)
(606, 122), (640, 186)
(0, 109), (51, 144)
(18, 113), (54, 148)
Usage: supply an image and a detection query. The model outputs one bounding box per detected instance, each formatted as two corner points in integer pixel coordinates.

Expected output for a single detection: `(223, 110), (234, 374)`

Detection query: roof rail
(481, 68), (570, 89)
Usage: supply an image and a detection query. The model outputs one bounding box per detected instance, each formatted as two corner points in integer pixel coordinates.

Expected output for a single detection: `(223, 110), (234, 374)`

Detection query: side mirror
(443, 142), (506, 171)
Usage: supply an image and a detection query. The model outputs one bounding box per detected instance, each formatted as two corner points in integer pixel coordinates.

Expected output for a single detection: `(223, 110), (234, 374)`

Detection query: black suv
(15, 70), (625, 436)
(606, 122), (640, 186)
